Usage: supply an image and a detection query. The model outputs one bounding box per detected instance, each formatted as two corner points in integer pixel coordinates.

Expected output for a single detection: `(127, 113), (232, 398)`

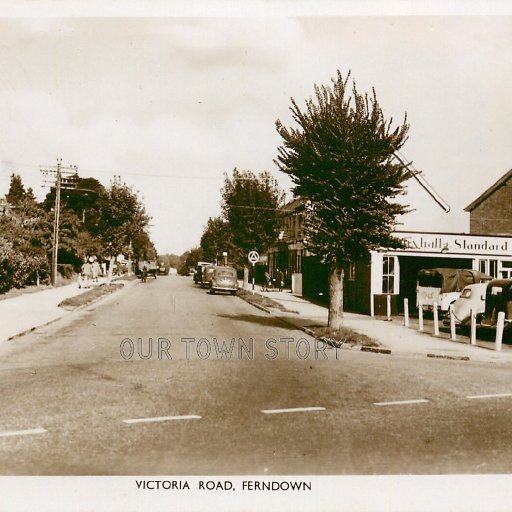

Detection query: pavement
(239, 281), (512, 364)
(0, 276), (131, 343)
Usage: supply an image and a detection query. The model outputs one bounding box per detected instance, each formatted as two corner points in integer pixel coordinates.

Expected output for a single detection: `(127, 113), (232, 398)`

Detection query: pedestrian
(91, 257), (101, 283)
(141, 264), (148, 283)
(80, 259), (93, 289)
(264, 271), (272, 292)
(277, 268), (284, 292)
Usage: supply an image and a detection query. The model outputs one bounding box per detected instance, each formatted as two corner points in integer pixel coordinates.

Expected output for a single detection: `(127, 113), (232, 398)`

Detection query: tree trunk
(328, 262), (344, 330)
(106, 256), (115, 285)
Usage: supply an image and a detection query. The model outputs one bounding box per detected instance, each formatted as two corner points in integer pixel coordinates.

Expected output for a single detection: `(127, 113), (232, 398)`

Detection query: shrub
(0, 238), (50, 293)
(57, 263), (75, 279)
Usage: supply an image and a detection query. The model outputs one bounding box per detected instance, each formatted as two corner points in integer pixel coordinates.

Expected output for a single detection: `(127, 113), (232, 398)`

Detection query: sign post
(248, 251), (259, 295)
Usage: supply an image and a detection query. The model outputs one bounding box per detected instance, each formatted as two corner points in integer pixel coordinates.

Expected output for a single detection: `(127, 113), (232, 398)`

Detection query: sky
(1, 10), (512, 255)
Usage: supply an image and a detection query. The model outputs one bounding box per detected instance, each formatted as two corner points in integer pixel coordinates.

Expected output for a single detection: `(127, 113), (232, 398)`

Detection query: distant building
(267, 198), (309, 294)
(464, 168), (512, 235)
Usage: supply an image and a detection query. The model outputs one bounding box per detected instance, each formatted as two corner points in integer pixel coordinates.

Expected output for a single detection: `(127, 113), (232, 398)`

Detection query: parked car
(448, 282), (488, 326)
(200, 264), (215, 288)
(480, 279), (512, 328)
(417, 268), (492, 312)
(210, 266), (238, 295)
(194, 262), (211, 284)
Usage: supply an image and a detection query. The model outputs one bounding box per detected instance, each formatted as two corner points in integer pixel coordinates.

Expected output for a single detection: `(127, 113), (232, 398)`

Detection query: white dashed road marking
(467, 393), (512, 400)
(261, 407), (326, 414)
(123, 415), (201, 424)
(374, 399), (429, 406)
(0, 428), (47, 438)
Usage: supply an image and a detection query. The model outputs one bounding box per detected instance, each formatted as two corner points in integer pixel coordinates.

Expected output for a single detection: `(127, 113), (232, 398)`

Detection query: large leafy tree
(221, 168), (284, 267)
(275, 70), (411, 328)
(200, 216), (234, 263)
(43, 176), (103, 267)
(1, 175), (52, 289)
(62, 177), (106, 235)
(97, 177), (153, 261)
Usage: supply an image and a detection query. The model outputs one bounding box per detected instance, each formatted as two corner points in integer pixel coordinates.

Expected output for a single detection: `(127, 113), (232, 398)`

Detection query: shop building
(268, 167), (512, 316)
(368, 231), (512, 316)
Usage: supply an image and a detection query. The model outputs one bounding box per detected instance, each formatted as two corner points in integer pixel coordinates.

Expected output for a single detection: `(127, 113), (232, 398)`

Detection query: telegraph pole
(41, 159), (78, 287)
(51, 159), (62, 287)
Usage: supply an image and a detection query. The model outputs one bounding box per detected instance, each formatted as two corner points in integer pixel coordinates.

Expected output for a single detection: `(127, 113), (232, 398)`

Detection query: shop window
(382, 256), (395, 294)
(479, 258), (499, 278)
(500, 261), (512, 279)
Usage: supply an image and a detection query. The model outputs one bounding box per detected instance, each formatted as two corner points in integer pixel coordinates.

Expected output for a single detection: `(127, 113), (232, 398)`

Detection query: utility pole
(51, 159), (62, 287)
(41, 159), (78, 287)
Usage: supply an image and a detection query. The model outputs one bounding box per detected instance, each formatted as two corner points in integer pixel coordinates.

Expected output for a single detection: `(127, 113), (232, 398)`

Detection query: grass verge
(58, 283), (124, 310)
(237, 288), (295, 313)
(308, 325), (380, 348)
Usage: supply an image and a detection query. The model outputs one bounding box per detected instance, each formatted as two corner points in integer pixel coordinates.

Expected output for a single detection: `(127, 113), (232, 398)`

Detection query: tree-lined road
(1, 276), (512, 475)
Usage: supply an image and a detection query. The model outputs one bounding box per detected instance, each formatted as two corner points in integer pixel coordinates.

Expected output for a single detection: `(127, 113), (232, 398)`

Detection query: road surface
(1, 276), (512, 475)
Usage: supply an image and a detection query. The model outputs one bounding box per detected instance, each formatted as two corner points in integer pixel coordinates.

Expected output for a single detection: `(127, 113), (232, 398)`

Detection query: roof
(280, 197), (305, 213)
(464, 168), (512, 212)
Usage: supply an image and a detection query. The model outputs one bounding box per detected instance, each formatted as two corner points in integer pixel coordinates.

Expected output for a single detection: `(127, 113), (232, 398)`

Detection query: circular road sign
(248, 250), (259, 264)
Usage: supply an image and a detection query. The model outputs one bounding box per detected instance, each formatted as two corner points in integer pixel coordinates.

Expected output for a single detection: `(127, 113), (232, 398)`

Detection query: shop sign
(392, 232), (512, 256)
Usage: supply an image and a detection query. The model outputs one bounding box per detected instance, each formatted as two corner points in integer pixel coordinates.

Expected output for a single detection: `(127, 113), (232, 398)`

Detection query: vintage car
(200, 264), (215, 288)
(417, 268), (492, 312)
(157, 262), (169, 275)
(449, 282), (488, 326)
(210, 266), (238, 295)
(193, 261), (211, 285)
(136, 260), (158, 279)
(480, 279), (512, 328)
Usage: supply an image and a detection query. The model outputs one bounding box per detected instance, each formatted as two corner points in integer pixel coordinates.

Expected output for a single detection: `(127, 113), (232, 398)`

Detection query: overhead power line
(2, 160), (276, 181)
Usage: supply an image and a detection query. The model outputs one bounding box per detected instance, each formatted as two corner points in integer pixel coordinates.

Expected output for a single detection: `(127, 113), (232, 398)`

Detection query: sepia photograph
(0, 1), (512, 510)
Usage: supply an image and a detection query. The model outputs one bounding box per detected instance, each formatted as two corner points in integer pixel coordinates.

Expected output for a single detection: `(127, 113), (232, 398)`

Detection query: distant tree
(160, 253), (182, 269)
(25, 187), (36, 202)
(43, 176), (106, 267)
(62, 177), (106, 234)
(180, 247), (204, 275)
(97, 177), (152, 263)
(275, 70), (411, 329)
(5, 174), (26, 206)
(200, 216), (234, 263)
(221, 168), (284, 267)
(55, 208), (83, 267)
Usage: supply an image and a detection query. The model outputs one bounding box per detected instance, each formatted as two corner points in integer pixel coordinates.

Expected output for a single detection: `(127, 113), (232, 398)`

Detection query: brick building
(464, 168), (512, 235)
(267, 198), (308, 294)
